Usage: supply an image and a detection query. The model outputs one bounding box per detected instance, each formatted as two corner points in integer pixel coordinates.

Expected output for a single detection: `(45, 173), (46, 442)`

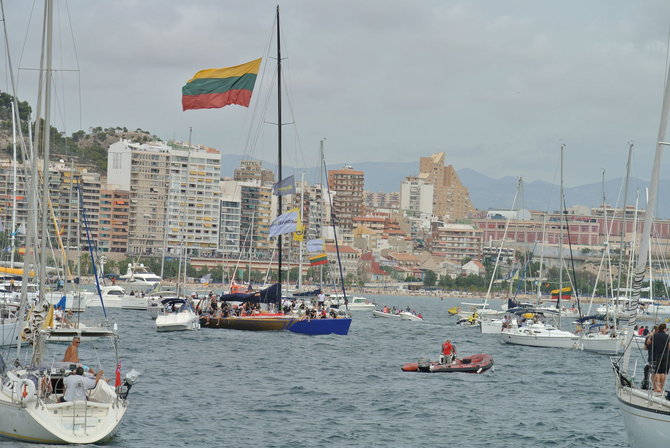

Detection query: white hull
(576, 333), (626, 355)
(45, 323), (117, 343)
(0, 372), (127, 444)
(0, 319), (20, 346)
(480, 319), (502, 334)
(372, 310), (400, 319)
(121, 296), (149, 310)
(399, 312), (423, 321)
(346, 303), (375, 311)
(480, 318), (518, 334)
(616, 384), (670, 447)
(645, 304), (670, 316)
(155, 312), (200, 332)
(147, 305), (160, 320)
(500, 324), (578, 348)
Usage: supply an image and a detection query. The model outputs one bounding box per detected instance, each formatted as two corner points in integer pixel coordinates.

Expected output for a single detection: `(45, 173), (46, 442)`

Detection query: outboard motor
(118, 369), (140, 399)
(417, 358), (431, 373)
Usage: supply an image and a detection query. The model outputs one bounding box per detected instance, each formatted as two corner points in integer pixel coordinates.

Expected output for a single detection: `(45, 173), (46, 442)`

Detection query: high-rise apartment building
(327, 165), (365, 232)
(400, 176), (434, 216)
(107, 139), (221, 257)
(219, 180), (242, 256)
(419, 152), (474, 220)
(239, 181), (274, 256)
(98, 188), (129, 253)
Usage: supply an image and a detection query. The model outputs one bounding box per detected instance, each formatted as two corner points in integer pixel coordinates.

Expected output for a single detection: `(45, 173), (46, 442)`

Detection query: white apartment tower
(400, 176), (434, 217)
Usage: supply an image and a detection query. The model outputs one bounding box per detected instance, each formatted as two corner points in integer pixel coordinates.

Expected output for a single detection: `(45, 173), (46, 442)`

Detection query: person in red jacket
(441, 339), (456, 364)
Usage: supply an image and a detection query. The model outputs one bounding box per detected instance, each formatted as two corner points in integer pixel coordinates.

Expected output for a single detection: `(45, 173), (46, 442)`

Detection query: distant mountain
(220, 154), (670, 218)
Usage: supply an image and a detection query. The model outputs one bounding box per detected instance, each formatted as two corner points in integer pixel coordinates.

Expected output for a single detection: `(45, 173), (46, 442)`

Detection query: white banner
(306, 239), (324, 252)
(269, 209), (299, 237)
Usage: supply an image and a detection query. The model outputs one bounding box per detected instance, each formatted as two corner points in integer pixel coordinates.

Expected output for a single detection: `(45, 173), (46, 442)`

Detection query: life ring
(14, 378), (36, 401)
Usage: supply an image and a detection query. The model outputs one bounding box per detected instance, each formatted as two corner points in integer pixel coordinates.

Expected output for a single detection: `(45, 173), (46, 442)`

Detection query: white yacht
(155, 298), (200, 332)
(119, 263), (162, 287)
(500, 321), (579, 349)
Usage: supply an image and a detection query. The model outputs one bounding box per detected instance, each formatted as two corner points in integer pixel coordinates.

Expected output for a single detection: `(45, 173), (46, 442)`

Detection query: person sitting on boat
(63, 337), (81, 364)
(440, 339), (456, 364)
(61, 366), (104, 403)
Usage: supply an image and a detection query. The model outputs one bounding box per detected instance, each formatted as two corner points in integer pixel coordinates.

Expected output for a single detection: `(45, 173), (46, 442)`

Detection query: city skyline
(2, 1), (670, 190)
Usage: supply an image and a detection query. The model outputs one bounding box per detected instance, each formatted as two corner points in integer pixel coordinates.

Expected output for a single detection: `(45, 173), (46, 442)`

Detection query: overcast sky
(3, 0), (670, 188)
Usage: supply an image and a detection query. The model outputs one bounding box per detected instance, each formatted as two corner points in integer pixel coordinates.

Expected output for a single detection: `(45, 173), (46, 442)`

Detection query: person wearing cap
(61, 366), (104, 402)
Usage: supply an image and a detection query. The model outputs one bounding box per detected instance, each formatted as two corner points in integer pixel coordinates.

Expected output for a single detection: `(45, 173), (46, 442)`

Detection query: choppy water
(2, 295), (633, 447)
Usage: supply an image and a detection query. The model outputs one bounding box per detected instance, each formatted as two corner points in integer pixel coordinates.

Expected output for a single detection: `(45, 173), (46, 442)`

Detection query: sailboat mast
(297, 170), (304, 289)
(39, 0), (53, 306)
(10, 103), (17, 269)
(616, 144), (633, 299)
(621, 60), (670, 372)
(276, 5), (283, 302)
(558, 144), (564, 328)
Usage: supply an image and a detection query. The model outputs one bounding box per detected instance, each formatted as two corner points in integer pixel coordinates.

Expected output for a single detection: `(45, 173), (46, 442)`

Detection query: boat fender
(476, 367), (483, 374)
(20, 327), (32, 341)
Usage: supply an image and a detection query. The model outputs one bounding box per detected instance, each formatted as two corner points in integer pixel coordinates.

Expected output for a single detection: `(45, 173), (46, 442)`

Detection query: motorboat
(480, 316), (518, 334)
(372, 309), (400, 319)
(155, 298), (200, 332)
(119, 263), (162, 287)
(401, 354), (494, 374)
(329, 294), (375, 311)
(85, 285), (133, 308)
(399, 311), (423, 321)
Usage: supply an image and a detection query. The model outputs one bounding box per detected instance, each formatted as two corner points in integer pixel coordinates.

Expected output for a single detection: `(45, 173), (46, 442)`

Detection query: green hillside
(0, 92), (158, 174)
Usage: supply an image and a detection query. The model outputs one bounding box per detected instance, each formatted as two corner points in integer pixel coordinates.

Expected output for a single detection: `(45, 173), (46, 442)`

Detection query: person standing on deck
(441, 339), (456, 364)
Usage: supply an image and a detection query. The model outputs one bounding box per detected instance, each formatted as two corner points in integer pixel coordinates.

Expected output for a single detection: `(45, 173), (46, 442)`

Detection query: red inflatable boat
(401, 353), (493, 374)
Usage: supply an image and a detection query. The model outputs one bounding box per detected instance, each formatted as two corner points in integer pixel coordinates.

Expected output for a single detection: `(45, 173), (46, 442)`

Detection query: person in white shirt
(61, 366), (104, 402)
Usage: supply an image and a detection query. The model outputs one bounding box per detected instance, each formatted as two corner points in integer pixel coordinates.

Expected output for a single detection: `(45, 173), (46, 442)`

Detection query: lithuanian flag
(309, 253), (328, 266)
(182, 58), (261, 111)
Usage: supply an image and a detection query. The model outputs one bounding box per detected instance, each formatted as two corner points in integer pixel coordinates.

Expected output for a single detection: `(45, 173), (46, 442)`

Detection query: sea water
(2, 295), (632, 447)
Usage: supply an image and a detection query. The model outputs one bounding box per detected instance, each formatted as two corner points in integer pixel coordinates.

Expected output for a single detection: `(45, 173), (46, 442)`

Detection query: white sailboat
(500, 146), (578, 349)
(611, 45), (670, 447)
(0, 2), (135, 442)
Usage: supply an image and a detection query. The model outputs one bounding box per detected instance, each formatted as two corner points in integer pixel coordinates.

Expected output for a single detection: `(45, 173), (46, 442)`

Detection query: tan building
(234, 160), (274, 185)
(328, 165), (365, 232)
(429, 223), (482, 263)
(107, 139), (221, 257)
(98, 188), (129, 253)
(419, 152), (474, 220)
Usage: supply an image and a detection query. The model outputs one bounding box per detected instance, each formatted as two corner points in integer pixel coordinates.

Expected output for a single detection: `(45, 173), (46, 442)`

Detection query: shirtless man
(63, 337), (81, 363)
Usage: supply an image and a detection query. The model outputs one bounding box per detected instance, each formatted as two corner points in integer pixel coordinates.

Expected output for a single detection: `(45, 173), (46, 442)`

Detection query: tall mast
(9, 103), (17, 269)
(616, 144), (633, 299)
(558, 144), (564, 328)
(276, 5), (283, 301)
